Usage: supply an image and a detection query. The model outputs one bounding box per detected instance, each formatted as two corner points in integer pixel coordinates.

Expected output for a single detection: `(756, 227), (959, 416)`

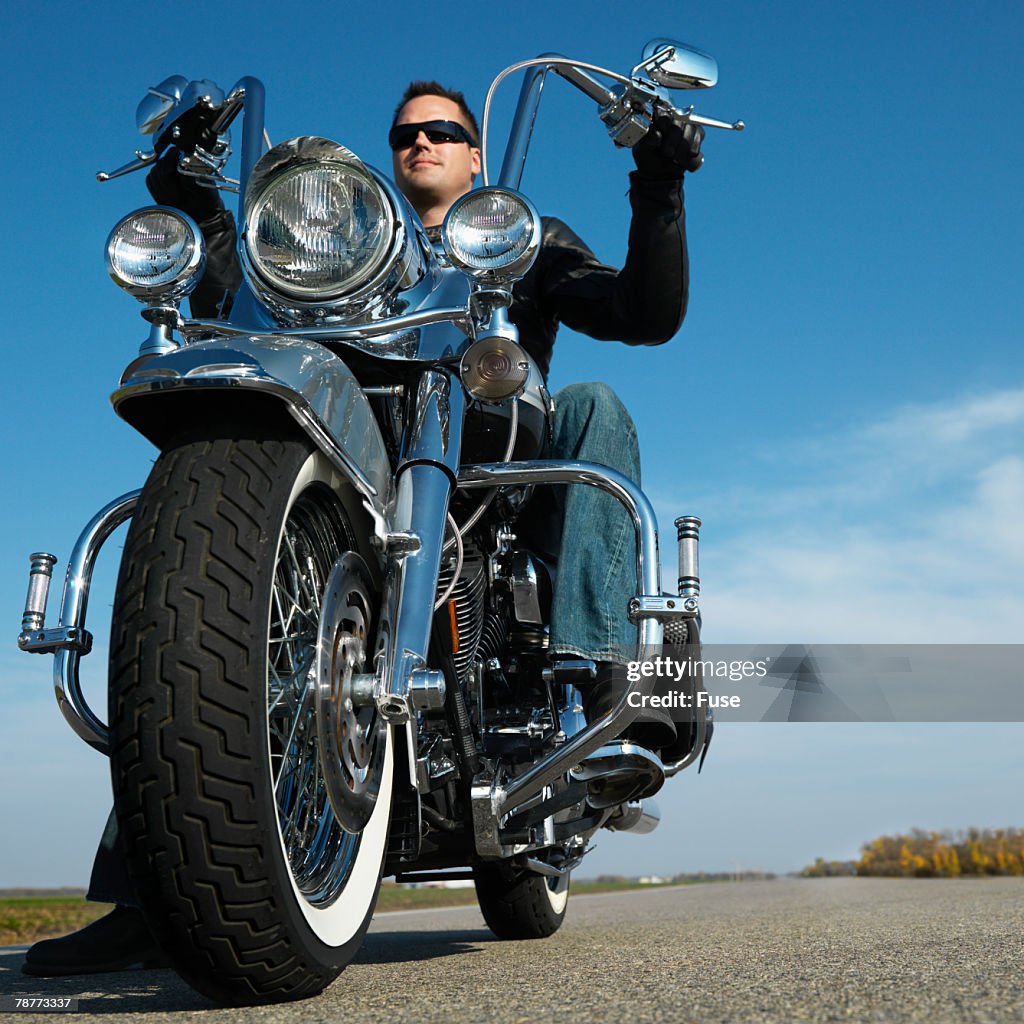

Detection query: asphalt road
(2, 877), (1023, 1023)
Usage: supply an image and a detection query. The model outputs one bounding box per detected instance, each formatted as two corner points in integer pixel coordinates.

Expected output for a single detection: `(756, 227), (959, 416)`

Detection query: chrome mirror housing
(136, 75), (189, 135)
(640, 39), (718, 89)
(135, 78), (226, 139)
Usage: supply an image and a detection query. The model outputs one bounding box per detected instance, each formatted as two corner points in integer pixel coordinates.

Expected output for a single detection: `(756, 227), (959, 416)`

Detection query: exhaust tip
(605, 798), (660, 834)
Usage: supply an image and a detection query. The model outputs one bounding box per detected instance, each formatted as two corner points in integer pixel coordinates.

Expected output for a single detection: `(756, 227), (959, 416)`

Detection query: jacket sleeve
(185, 208), (243, 318)
(537, 172), (688, 345)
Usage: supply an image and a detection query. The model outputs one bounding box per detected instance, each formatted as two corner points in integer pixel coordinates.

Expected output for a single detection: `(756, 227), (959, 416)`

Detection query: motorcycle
(18, 39), (742, 1004)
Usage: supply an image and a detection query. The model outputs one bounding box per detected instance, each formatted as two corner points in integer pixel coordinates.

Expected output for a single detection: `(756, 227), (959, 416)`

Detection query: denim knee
(552, 382), (639, 478)
(554, 382), (634, 429)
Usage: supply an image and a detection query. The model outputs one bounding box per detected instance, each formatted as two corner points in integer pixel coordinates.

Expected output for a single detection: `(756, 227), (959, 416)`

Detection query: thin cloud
(651, 386), (1024, 642)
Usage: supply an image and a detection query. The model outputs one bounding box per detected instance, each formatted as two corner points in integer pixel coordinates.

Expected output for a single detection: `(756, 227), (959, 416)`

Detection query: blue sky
(1, 0), (1022, 885)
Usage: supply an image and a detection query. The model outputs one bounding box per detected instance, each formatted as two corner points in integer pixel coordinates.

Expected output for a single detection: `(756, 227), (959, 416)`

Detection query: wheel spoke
(264, 484), (382, 905)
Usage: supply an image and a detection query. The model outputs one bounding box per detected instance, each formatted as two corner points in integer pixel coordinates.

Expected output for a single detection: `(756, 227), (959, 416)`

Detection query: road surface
(1, 877), (1022, 1022)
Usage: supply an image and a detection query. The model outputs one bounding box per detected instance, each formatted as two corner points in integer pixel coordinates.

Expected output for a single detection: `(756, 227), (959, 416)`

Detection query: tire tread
(110, 436), (345, 1004)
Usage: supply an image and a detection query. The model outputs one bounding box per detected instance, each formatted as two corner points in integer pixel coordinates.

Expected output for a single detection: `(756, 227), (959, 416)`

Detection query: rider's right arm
(145, 150), (242, 319)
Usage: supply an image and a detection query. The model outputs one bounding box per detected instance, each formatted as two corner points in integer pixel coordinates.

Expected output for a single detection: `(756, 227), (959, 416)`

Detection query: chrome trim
(180, 304), (469, 343)
(408, 669), (446, 712)
(496, 61), (549, 191)
(675, 515), (701, 598)
(404, 370), (458, 467)
(52, 492), (140, 755)
(627, 594), (698, 625)
(509, 551), (543, 624)
(18, 625), (91, 656)
(21, 553), (56, 633)
(113, 335), (394, 511)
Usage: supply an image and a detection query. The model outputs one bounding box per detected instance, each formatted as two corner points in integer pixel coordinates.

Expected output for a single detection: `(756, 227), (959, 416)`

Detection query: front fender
(112, 335), (394, 514)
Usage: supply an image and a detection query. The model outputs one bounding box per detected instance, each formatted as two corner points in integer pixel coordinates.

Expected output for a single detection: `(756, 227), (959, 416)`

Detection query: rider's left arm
(536, 115), (704, 346)
(537, 173), (689, 346)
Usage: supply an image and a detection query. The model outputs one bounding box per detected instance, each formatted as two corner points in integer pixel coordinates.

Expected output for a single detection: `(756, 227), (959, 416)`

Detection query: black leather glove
(632, 114), (705, 179)
(147, 103), (226, 222)
(145, 147), (225, 222)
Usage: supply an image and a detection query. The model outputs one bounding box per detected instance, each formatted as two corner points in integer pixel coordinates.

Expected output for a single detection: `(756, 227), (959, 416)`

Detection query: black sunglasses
(388, 120), (477, 151)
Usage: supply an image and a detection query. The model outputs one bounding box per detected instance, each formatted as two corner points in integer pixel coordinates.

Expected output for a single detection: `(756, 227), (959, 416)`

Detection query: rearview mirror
(641, 39), (718, 89)
(136, 76), (190, 135)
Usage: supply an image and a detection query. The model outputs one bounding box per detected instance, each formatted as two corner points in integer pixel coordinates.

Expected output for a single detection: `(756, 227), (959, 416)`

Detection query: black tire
(474, 861), (570, 940)
(109, 430), (393, 1005)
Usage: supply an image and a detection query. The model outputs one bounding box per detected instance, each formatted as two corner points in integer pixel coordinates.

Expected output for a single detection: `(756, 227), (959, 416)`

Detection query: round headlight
(442, 188), (541, 282)
(247, 162), (393, 300)
(106, 206), (205, 302)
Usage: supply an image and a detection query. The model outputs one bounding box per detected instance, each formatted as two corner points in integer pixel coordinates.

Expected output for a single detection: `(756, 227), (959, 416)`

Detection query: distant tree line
(803, 828), (1024, 878)
(800, 858), (857, 877)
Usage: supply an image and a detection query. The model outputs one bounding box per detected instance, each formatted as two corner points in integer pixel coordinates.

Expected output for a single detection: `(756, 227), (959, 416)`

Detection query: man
(24, 80), (702, 977)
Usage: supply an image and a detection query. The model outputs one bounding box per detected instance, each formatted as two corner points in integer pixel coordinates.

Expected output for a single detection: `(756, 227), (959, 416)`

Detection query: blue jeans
(542, 382), (641, 663)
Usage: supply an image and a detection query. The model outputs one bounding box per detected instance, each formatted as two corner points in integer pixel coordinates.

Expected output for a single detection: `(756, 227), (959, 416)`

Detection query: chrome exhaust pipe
(605, 799), (660, 834)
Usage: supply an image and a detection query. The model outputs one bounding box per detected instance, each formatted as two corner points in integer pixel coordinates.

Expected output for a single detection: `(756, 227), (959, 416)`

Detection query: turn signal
(460, 337), (531, 403)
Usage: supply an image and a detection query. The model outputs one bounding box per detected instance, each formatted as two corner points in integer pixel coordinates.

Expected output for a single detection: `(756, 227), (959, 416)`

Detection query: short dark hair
(392, 81), (480, 145)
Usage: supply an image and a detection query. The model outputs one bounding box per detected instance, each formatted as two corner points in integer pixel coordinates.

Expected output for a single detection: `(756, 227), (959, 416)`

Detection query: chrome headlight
(105, 206), (205, 303)
(442, 188), (541, 283)
(246, 150), (393, 301)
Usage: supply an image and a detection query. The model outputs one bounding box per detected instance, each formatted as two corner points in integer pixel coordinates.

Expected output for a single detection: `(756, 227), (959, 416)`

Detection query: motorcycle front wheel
(109, 429), (392, 1005)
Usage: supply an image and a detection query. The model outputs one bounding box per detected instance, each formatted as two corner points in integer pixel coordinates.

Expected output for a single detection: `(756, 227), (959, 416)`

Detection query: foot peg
(541, 659), (597, 685)
(570, 740), (665, 809)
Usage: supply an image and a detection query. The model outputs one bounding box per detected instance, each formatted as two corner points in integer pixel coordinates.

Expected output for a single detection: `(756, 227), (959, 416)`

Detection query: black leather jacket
(152, 171), (689, 379)
(508, 174), (688, 378)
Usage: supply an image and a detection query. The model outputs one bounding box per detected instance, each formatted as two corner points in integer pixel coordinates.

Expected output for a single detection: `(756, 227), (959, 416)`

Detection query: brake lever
(664, 102), (745, 133)
(96, 149), (157, 183)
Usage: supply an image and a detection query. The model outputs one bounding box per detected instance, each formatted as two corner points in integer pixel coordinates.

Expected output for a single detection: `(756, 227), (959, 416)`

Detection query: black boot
(584, 662), (678, 751)
(22, 906), (167, 976)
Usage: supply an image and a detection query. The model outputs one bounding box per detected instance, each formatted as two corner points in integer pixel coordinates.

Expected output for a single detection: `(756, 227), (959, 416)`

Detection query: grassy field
(1, 896), (114, 946)
(1, 880), (686, 946)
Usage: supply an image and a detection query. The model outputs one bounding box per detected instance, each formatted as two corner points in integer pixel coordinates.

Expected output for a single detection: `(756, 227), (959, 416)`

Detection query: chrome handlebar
(485, 47), (743, 189)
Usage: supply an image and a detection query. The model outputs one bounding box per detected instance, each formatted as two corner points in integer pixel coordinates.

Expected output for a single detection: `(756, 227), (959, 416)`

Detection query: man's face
(391, 95), (481, 222)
